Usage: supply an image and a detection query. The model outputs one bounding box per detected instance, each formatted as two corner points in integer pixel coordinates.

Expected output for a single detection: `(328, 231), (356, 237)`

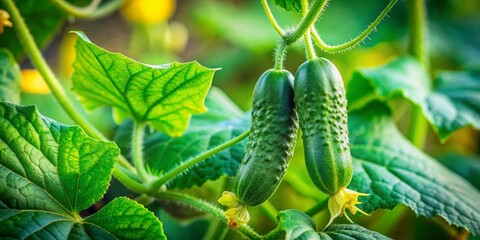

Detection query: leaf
(277, 209), (319, 240)
(114, 87), (249, 189)
(85, 197), (165, 239)
(348, 102), (480, 235)
(320, 224), (391, 240)
(347, 56), (480, 141)
(71, 31), (217, 137)
(0, 48), (20, 103)
(0, 0), (65, 59)
(0, 102), (165, 238)
(277, 209), (389, 240)
(273, 0), (302, 13)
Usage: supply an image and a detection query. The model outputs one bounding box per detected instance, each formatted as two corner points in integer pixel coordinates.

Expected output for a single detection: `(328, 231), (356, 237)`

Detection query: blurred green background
(13, 0), (480, 239)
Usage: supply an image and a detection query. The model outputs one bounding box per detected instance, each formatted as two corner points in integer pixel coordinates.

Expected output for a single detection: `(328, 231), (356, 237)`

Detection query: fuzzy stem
(302, 0), (317, 60)
(274, 43), (287, 70)
(311, 0), (397, 53)
(132, 122), (150, 182)
(112, 166), (148, 193)
(284, 0), (328, 45)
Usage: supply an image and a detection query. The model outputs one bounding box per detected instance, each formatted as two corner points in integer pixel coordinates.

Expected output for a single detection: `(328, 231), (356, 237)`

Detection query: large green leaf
(348, 102), (480, 235)
(72, 31), (217, 137)
(114, 87), (249, 189)
(0, 102), (165, 239)
(347, 56), (480, 141)
(0, 48), (20, 103)
(277, 209), (389, 240)
(0, 0), (65, 59)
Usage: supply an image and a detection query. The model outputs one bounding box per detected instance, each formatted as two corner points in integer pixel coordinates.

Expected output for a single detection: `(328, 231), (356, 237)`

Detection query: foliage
(0, 0), (479, 239)
(0, 103), (165, 238)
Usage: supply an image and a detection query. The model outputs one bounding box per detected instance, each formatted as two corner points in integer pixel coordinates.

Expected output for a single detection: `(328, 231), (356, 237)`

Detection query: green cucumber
(232, 69), (298, 206)
(294, 58), (353, 195)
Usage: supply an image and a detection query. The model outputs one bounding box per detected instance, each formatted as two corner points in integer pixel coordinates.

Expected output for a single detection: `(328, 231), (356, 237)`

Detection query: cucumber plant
(0, 0), (479, 239)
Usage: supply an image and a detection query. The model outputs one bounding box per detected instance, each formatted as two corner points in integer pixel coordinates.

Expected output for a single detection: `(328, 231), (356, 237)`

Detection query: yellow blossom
(0, 9), (13, 34)
(218, 191), (250, 229)
(326, 187), (369, 228)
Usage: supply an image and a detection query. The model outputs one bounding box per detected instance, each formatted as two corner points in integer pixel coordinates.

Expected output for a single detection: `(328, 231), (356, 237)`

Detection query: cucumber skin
(233, 69), (299, 206)
(294, 58), (353, 195)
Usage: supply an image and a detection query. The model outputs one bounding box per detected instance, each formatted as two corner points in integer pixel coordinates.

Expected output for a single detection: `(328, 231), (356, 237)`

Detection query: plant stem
(305, 30), (316, 60)
(2, 0), (136, 172)
(311, 0), (398, 53)
(112, 166), (148, 192)
(261, 0), (284, 37)
(151, 129), (251, 190)
(49, 0), (125, 19)
(407, 0), (429, 149)
(260, 201), (278, 223)
(264, 225), (283, 240)
(302, 0), (316, 60)
(133, 122), (150, 182)
(305, 198), (328, 217)
(274, 43), (287, 70)
(284, 0), (328, 45)
(408, 108), (428, 148)
(151, 191), (261, 239)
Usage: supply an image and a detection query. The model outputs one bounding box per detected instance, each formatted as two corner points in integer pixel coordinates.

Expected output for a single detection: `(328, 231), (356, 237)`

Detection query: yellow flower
(0, 9), (13, 34)
(21, 69), (50, 94)
(120, 0), (175, 25)
(326, 187), (369, 228)
(218, 191), (250, 229)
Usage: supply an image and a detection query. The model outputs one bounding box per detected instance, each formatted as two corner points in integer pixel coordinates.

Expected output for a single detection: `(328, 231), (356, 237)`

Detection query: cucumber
(232, 69), (298, 206)
(294, 58), (353, 195)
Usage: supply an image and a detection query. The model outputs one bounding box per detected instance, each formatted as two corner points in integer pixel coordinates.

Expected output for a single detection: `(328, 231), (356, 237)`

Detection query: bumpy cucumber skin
(233, 69), (298, 206)
(294, 58), (353, 195)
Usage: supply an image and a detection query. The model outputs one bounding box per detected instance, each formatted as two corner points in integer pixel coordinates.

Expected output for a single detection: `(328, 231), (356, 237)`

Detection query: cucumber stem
(302, 0), (317, 60)
(274, 43), (287, 70)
